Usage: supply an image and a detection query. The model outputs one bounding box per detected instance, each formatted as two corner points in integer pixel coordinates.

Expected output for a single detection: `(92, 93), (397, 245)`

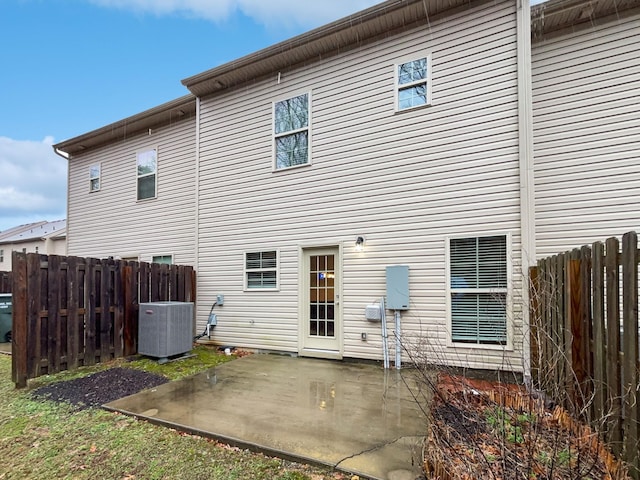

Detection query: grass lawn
(0, 347), (337, 480)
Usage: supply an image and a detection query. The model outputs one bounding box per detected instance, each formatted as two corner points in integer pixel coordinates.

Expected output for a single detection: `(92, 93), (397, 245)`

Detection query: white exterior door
(300, 247), (341, 358)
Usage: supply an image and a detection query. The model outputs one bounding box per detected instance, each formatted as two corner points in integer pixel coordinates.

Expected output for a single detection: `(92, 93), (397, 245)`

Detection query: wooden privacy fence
(0, 271), (11, 293)
(530, 231), (639, 477)
(11, 252), (196, 388)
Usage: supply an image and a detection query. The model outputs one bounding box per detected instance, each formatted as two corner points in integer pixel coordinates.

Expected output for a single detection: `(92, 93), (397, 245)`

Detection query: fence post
(11, 252), (28, 388)
(621, 231), (639, 476)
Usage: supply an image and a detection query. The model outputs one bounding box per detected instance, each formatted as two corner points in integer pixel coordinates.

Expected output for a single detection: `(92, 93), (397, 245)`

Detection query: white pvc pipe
(380, 297), (389, 369)
(395, 310), (401, 369)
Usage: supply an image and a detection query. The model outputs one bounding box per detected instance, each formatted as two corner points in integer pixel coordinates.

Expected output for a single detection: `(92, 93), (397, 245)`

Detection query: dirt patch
(31, 368), (168, 410)
(424, 373), (630, 479)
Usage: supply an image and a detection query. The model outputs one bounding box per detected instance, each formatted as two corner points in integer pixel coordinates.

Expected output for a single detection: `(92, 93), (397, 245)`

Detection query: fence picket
(47, 255), (61, 374)
(67, 256), (80, 370)
(27, 253), (40, 379)
(605, 237), (623, 453)
(0, 271), (11, 293)
(99, 258), (112, 363)
(621, 232), (639, 474)
(591, 241), (606, 431)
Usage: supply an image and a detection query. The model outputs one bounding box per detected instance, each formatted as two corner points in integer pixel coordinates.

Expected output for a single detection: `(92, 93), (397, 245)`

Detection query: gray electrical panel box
(386, 265), (409, 310)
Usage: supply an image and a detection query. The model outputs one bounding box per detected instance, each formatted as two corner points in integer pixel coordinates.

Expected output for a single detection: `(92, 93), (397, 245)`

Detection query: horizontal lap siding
(67, 117), (197, 265)
(198, 0), (522, 370)
(533, 11), (640, 257)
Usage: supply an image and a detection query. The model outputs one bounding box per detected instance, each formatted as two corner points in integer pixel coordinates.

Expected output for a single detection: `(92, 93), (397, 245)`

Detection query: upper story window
(274, 93), (310, 170)
(89, 163), (101, 192)
(448, 235), (508, 346)
(245, 251), (278, 290)
(396, 56), (431, 111)
(137, 149), (157, 200)
(0, 250), (3, 262)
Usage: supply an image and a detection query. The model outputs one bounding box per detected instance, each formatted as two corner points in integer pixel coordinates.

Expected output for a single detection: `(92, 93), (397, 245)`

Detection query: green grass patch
(0, 348), (335, 480)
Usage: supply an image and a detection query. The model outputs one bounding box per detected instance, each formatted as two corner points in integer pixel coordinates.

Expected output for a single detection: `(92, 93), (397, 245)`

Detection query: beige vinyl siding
(197, 0), (523, 370)
(532, 10), (640, 258)
(67, 118), (196, 265)
(0, 238), (66, 270)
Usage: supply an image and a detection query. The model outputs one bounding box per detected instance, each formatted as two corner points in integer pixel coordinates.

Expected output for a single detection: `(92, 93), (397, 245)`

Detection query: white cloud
(0, 137), (67, 231)
(89, 0), (380, 28)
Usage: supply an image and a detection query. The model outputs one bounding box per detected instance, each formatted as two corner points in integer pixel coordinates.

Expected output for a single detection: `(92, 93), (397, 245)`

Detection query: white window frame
(244, 250), (279, 291)
(152, 254), (173, 265)
(136, 148), (158, 201)
(395, 54), (432, 112)
(445, 233), (512, 350)
(273, 92), (312, 171)
(89, 163), (101, 192)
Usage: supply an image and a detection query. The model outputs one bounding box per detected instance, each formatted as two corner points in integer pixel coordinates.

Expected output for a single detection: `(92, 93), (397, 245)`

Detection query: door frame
(298, 243), (343, 359)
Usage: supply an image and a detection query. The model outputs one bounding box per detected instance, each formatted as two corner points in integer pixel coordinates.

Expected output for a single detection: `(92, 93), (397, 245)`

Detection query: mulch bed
(424, 373), (630, 480)
(31, 368), (168, 410)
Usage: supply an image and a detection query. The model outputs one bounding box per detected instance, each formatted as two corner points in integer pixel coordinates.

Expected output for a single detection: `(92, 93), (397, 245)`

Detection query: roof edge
(181, 0), (423, 95)
(54, 95), (196, 156)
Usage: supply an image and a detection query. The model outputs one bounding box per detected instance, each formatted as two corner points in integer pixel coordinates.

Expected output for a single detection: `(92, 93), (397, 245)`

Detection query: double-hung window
(448, 235), (508, 346)
(245, 251), (278, 290)
(396, 56), (431, 111)
(137, 149), (157, 200)
(89, 163), (101, 192)
(274, 93), (310, 170)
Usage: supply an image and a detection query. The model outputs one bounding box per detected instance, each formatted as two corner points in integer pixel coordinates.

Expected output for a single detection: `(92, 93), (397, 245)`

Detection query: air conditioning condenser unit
(138, 301), (194, 360)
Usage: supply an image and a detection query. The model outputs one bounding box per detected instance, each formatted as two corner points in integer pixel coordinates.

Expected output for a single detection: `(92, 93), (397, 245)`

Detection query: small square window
(245, 251), (278, 290)
(152, 255), (173, 265)
(396, 56), (431, 111)
(137, 149), (157, 200)
(89, 163), (101, 192)
(274, 94), (310, 170)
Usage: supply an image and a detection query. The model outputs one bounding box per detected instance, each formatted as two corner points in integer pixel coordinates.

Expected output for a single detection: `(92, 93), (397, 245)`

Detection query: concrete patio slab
(105, 354), (431, 480)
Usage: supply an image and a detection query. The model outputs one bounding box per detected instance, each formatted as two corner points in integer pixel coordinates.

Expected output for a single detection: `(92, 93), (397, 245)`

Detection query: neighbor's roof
(54, 95), (196, 156)
(181, 0), (474, 97)
(532, 0), (640, 38)
(0, 220), (67, 244)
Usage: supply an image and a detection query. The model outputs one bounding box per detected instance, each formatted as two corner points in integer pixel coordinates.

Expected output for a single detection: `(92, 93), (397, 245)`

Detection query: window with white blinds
(449, 235), (508, 345)
(245, 251), (278, 290)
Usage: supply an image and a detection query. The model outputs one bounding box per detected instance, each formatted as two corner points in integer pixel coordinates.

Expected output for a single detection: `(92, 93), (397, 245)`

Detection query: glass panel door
(301, 247), (340, 355)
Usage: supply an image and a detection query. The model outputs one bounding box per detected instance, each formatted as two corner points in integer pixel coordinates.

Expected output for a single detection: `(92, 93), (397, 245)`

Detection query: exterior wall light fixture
(355, 236), (365, 252)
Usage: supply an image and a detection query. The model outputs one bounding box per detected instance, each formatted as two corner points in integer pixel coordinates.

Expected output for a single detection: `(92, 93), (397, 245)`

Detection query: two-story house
(53, 0), (640, 374)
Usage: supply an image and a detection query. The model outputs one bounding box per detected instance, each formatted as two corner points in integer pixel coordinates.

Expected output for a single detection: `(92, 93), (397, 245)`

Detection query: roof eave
(181, 0), (465, 97)
(53, 95), (197, 156)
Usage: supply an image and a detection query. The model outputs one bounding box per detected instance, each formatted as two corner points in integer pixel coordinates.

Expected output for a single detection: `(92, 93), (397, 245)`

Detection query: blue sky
(0, 0), (378, 231)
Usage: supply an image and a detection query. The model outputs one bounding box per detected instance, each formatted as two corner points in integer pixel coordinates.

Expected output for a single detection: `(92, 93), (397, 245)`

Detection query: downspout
(53, 147), (70, 257)
(517, 0), (535, 386)
(194, 97), (201, 311)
